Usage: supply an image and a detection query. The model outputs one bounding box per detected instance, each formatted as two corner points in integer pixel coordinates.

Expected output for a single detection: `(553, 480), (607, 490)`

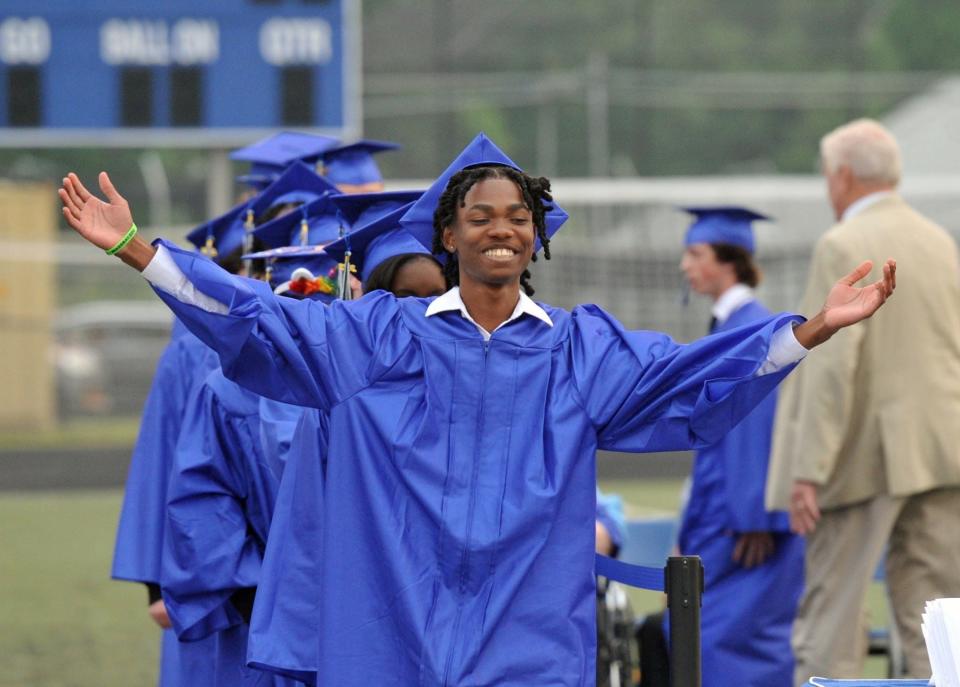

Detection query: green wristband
(105, 223), (138, 256)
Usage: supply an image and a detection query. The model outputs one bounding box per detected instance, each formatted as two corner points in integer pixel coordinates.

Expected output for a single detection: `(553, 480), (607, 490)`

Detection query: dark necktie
(708, 316), (717, 334)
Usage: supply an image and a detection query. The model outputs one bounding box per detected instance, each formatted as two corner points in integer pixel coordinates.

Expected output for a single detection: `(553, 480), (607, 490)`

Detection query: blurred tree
(868, 0), (960, 69)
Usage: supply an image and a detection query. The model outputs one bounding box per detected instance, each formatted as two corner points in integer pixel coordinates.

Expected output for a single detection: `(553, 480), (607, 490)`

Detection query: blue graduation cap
(318, 139), (399, 188)
(242, 244), (340, 300)
(682, 206), (771, 254)
(399, 132), (568, 253)
(330, 190), (423, 230)
(184, 200), (248, 261)
(246, 161), (339, 225)
(241, 244), (340, 301)
(252, 195), (347, 250)
(324, 202), (429, 283)
(231, 131), (341, 189)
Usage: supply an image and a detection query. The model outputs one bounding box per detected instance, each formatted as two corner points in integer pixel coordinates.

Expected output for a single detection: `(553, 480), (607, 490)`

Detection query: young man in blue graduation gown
(61, 132), (895, 687)
(675, 207), (805, 687)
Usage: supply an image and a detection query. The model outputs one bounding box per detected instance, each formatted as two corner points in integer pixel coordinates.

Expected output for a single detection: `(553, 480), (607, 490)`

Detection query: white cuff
(141, 244), (230, 315)
(757, 322), (808, 376)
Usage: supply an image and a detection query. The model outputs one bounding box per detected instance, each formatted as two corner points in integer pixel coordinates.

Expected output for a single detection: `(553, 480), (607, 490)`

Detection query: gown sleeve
(569, 304), (805, 453)
(247, 409), (328, 686)
(147, 239), (405, 411)
(160, 373), (272, 641)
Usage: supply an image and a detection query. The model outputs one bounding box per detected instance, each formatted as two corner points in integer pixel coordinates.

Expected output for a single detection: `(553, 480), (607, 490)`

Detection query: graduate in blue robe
(159, 236), (346, 686)
(110, 318), (220, 687)
(161, 366), (303, 687)
(111, 203), (254, 686)
(60, 134), (895, 687)
(675, 207), (805, 687)
(151, 247), (805, 687)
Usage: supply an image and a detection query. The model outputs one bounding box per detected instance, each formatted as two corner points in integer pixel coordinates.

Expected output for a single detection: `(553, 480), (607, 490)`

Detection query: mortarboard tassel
(242, 208), (256, 274)
(299, 216), (310, 246)
(201, 235), (218, 258)
(334, 212), (354, 300)
(337, 251), (356, 301)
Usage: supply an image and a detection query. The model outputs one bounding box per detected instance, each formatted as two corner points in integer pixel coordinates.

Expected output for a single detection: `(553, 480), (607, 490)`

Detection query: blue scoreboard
(0, 0), (360, 146)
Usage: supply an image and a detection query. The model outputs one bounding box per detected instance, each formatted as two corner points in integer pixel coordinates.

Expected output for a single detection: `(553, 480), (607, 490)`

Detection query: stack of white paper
(922, 598), (960, 687)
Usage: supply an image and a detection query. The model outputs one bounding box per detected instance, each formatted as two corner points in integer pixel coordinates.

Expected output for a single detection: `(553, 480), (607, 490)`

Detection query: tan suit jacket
(767, 194), (960, 511)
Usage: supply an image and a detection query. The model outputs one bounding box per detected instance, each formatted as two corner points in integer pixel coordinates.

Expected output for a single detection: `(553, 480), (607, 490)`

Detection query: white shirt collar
(712, 283), (755, 326)
(841, 190), (895, 223)
(425, 286), (553, 341)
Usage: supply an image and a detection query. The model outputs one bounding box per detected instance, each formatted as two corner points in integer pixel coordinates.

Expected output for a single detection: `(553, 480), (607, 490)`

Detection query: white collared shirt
(425, 286), (552, 341)
(141, 245), (805, 372)
(712, 283), (755, 327)
(841, 190), (895, 223)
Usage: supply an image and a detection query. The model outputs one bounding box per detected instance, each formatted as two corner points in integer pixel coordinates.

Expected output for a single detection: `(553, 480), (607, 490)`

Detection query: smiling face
(441, 176), (535, 289)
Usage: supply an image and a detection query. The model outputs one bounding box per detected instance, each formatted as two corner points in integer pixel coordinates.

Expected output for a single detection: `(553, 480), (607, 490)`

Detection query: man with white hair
(767, 118), (960, 682)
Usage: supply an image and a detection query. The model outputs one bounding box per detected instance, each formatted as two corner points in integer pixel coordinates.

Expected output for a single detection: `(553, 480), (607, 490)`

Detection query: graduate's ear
(441, 225), (456, 254)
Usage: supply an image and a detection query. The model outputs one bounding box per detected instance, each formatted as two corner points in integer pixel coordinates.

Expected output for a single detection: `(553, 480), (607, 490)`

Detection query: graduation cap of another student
(184, 201), (248, 261)
(317, 139), (400, 188)
(251, 195), (347, 250)
(682, 206), (771, 254)
(246, 161), (340, 226)
(330, 190), (424, 231)
(324, 202), (429, 283)
(399, 132), (568, 254)
(231, 132), (341, 189)
(244, 245), (341, 302)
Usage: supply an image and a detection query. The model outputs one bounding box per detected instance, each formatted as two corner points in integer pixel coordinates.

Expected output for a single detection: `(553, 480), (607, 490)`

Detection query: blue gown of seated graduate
(161, 367), (303, 687)
(111, 319), (219, 687)
(152, 239), (804, 687)
(674, 298), (805, 687)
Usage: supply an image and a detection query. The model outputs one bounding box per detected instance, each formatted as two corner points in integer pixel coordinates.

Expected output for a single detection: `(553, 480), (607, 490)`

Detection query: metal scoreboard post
(0, 0), (361, 147)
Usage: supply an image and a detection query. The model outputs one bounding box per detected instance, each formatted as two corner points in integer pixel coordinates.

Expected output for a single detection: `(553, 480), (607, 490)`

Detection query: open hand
(794, 259), (897, 349)
(821, 259), (897, 330)
(58, 172), (134, 250)
(789, 480), (820, 535)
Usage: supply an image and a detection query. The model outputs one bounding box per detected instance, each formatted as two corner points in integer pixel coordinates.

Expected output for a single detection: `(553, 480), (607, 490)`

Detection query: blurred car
(54, 301), (174, 418)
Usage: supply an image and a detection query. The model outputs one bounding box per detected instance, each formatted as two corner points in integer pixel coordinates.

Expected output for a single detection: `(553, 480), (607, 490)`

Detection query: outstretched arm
(59, 172), (155, 270)
(793, 259), (896, 349)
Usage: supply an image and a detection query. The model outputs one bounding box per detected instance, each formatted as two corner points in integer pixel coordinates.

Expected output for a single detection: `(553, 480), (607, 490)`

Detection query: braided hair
(430, 165), (554, 297)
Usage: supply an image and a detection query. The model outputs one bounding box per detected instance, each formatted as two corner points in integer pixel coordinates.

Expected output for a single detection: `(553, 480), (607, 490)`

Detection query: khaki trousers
(792, 487), (960, 685)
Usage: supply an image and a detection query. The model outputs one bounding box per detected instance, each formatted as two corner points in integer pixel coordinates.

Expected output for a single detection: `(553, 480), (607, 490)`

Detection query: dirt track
(0, 447), (692, 492)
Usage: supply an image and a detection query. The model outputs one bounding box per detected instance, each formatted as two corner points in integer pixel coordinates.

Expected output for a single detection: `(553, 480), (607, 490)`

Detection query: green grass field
(1, 490), (159, 687)
(1, 481), (888, 685)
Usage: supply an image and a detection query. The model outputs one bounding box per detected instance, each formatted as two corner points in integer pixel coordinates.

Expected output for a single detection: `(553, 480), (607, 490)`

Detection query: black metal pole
(666, 556), (703, 687)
